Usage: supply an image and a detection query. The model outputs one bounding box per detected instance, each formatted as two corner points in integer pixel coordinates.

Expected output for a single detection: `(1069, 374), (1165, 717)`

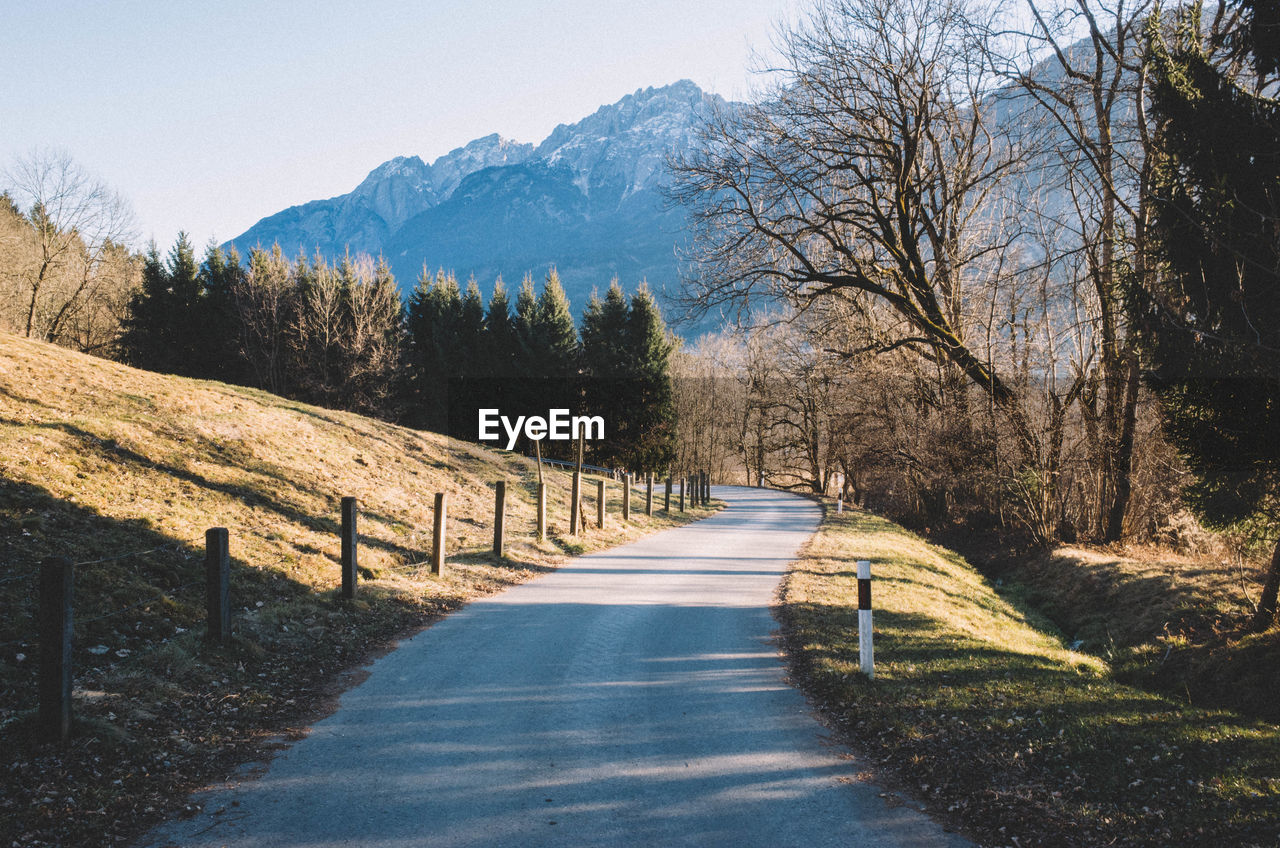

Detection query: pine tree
(119, 243), (169, 370)
(625, 284), (677, 473)
(198, 243), (246, 383)
(449, 277), (488, 435)
(403, 267), (462, 431)
(485, 276), (518, 378)
(580, 280), (634, 465)
(120, 233), (202, 376)
(1140, 1), (1280, 629)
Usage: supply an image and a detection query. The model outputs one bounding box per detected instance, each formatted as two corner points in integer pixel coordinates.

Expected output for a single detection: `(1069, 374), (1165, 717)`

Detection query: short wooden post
(38, 556), (73, 744)
(432, 492), (446, 575)
(536, 482), (546, 542)
(622, 474), (631, 521)
(679, 477), (686, 512)
(570, 472), (582, 535)
(493, 480), (506, 557)
(596, 478), (606, 529)
(205, 527), (230, 645)
(646, 472), (654, 516)
(341, 497), (357, 599)
(858, 560), (874, 679)
(665, 476), (672, 512)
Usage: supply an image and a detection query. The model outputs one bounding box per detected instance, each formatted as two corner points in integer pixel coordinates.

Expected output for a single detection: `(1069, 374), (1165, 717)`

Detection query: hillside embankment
(0, 333), (716, 846)
(779, 505), (1280, 847)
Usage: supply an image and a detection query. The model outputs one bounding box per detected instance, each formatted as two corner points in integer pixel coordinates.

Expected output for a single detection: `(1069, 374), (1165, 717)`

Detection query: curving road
(140, 486), (968, 847)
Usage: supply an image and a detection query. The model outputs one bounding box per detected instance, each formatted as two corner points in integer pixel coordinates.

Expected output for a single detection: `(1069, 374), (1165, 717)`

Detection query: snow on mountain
(225, 80), (729, 323)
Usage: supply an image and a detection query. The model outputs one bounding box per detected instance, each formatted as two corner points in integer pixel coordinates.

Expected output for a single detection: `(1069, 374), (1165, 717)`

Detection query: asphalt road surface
(140, 486), (969, 847)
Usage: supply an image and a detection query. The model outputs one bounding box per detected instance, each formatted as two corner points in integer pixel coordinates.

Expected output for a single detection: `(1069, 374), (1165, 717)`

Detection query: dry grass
(0, 332), (717, 846)
(1007, 545), (1280, 724)
(779, 504), (1280, 848)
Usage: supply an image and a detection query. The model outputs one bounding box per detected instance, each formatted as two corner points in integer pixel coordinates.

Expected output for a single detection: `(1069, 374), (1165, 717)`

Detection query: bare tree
(993, 0), (1156, 540)
(3, 149), (136, 343)
(673, 0), (1038, 431)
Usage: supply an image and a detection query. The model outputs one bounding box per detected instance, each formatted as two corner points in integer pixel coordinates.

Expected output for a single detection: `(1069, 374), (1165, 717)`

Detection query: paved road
(140, 486), (968, 848)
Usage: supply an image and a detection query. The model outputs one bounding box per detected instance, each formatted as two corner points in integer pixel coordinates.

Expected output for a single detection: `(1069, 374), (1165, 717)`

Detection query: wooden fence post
(38, 556), (73, 744)
(341, 497), (358, 599)
(665, 476), (672, 512)
(646, 472), (654, 516)
(432, 492), (446, 575)
(205, 528), (230, 645)
(597, 478), (606, 529)
(494, 480), (506, 557)
(679, 477), (686, 512)
(536, 482), (546, 542)
(570, 472), (582, 536)
(622, 474), (631, 522)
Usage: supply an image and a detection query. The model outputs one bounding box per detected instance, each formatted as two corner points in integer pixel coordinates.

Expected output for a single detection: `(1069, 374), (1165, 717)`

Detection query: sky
(0, 0), (796, 253)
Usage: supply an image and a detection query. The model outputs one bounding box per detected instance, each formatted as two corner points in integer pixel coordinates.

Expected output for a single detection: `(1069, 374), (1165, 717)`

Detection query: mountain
(226, 80), (730, 323)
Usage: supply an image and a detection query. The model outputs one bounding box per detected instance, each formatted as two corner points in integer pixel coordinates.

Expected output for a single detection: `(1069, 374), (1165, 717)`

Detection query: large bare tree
(671, 0), (1075, 496)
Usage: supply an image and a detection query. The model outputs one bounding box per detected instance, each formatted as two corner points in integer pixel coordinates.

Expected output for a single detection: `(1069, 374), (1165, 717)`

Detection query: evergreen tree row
(119, 238), (677, 472)
(402, 267), (676, 469)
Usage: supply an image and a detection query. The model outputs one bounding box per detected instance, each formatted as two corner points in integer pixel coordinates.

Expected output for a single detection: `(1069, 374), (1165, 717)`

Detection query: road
(139, 486), (968, 847)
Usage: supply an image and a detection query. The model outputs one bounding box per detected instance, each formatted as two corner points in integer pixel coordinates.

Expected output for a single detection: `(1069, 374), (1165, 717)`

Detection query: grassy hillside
(0, 333), (714, 846)
(1005, 545), (1280, 724)
(779, 506), (1279, 848)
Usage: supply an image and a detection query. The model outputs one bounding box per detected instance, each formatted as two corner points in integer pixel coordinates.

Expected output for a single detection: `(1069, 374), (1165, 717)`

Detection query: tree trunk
(1104, 353), (1141, 542)
(1250, 537), (1280, 632)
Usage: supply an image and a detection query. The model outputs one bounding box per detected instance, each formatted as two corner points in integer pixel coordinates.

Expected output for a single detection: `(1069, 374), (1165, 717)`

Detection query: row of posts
(36, 470), (715, 743)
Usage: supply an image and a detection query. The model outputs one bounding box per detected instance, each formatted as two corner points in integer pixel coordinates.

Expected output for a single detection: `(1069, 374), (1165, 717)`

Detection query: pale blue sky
(1, 0), (795, 252)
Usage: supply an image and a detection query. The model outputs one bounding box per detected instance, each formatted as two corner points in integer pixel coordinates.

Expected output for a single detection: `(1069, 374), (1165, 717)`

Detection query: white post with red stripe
(857, 559), (874, 679)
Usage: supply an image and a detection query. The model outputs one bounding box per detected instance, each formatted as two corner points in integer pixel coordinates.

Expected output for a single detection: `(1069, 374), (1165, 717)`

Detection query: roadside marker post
(857, 559), (874, 679)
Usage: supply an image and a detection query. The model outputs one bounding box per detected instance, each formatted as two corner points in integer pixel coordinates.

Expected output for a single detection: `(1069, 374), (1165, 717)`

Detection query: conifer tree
(120, 233), (202, 376)
(450, 277), (488, 435)
(625, 284), (677, 472)
(197, 243), (246, 382)
(403, 267), (462, 431)
(483, 276), (520, 420)
(1141, 1), (1280, 629)
(118, 242), (171, 371)
(580, 280), (634, 465)
(485, 276), (518, 378)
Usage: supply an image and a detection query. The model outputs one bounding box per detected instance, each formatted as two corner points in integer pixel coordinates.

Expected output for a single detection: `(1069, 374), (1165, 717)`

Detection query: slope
(780, 506), (1280, 847)
(0, 333), (714, 846)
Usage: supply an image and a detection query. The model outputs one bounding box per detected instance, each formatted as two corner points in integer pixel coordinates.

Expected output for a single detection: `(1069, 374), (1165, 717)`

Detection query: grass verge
(0, 333), (719, 846)
(778, 505), (1280, 848)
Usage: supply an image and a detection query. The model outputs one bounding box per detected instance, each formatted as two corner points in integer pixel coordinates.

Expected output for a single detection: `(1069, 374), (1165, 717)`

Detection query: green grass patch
(779, 507), (1280, 847)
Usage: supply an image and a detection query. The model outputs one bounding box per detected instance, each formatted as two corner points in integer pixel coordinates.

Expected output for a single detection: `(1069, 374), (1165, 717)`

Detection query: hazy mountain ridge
(227, 80), (729, 317)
